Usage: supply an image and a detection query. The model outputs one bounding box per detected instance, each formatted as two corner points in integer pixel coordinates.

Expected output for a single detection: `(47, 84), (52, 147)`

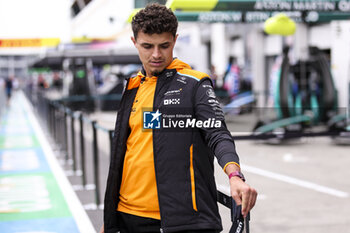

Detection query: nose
(152, 47), (161, 59)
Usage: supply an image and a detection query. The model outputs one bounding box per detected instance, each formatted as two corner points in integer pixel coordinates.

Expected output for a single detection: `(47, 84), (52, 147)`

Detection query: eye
(142, 44), (152, 49)
(160, 44), (170, 49)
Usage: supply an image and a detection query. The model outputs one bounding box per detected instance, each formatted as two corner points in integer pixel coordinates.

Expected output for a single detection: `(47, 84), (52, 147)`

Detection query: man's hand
(229, 176), (257, 217)
(225, 164), (257, 217)
(99, 224), (104, 233)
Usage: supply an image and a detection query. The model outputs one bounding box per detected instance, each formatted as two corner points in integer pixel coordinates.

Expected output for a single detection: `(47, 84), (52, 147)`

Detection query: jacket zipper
(153, 75), (164, 230)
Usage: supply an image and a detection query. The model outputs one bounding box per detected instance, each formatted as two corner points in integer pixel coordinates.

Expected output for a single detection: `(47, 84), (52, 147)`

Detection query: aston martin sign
(167, 0), (350, 12)
(175, 11), (350, 23)
(254, 0), (350, 12)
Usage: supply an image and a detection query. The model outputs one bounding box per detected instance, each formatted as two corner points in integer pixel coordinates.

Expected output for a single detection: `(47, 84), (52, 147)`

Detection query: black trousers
(117, 211), (220, 233)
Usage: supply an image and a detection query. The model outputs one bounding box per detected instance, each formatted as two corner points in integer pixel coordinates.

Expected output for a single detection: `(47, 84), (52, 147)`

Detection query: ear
(131, 36), (136, 46)
(174, 34), (178, 43)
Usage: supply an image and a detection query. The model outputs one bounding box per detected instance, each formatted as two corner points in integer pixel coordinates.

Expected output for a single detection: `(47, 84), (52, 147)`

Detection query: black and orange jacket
(104, 59), (240, 233)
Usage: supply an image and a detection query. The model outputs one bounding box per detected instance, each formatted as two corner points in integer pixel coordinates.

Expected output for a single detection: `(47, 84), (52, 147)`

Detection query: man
(101, 3), (257, 233)
(4, 76), (13, 105)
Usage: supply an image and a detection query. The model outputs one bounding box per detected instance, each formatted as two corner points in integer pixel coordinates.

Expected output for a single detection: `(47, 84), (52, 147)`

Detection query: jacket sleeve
(193, 78), (240, 169)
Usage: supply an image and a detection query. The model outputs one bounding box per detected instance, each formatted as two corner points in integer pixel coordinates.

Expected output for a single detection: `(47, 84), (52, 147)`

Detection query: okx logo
(143, 110), (162, 129)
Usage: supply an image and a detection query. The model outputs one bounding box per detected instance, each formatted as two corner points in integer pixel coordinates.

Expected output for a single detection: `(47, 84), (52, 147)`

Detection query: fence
(24, 88), (250, 233)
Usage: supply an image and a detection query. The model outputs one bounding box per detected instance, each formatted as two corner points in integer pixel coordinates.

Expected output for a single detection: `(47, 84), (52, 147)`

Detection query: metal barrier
(25, 91), (114, 209)
(25, 90), (250, 232)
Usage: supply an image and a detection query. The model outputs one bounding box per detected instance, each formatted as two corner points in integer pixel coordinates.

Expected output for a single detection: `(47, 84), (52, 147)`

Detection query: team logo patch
(206, 88), (216, 98)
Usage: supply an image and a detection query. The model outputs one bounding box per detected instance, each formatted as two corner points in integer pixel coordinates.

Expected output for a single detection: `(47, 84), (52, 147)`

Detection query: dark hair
(132, 3), (178, 39)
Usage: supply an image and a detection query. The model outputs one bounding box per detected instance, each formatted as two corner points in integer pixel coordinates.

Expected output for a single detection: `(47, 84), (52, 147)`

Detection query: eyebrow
(160, 42), (170, 46)
(141, 42), (152, 46)
(140, 42), (170, 47)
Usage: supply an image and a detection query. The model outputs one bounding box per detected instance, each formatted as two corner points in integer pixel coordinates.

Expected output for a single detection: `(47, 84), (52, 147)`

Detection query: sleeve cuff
(217, 153), (240, 170)
(223, 162), (240, 172)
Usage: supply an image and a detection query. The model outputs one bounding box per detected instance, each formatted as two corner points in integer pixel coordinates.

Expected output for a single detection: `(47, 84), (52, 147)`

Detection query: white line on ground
(242, 164), (349, 198)
(20, 92), (97, 233)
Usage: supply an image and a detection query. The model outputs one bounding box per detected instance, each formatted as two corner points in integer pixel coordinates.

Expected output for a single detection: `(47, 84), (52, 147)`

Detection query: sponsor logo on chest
(176, 76), (187, 84)
(164, 98), (180, 105)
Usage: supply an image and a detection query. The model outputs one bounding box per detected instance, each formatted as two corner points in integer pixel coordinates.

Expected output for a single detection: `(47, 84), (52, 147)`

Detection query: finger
(250, 189), (257, 208)
(245, 188), (257, 217)
(231, 191), (242, 206)
(241, 190), (250, 217)
(242, 187), (257, 217)
(251, 189), (258, 208)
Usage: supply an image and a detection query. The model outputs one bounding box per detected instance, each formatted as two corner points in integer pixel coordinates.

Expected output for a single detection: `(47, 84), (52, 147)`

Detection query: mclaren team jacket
(104, 59), (240, 233)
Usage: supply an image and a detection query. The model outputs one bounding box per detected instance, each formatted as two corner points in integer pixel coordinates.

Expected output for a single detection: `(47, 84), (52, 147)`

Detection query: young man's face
(132, 31), (178, 77)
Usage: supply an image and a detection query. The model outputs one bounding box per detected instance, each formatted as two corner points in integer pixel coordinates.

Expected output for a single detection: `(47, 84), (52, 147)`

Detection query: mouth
(150, 61), (164, 67)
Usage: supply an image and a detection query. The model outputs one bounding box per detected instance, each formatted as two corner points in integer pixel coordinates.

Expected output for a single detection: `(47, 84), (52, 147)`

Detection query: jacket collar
(140, 58), (191, 78)
(128, 58), (191, 90)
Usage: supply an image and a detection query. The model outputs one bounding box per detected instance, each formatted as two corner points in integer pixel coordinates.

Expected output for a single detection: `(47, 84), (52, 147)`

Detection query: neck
(145, 69), (165, 78)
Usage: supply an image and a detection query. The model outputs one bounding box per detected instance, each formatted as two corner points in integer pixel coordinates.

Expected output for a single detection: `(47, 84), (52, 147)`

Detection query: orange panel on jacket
(117, 76), (160, 220)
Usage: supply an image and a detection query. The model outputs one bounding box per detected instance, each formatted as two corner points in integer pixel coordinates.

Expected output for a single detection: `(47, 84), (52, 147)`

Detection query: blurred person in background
(100, 3), (257, 233)
(4, 76), (14, 106)
(52, 72), (63, 90)
(37, 74), (48, 90)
